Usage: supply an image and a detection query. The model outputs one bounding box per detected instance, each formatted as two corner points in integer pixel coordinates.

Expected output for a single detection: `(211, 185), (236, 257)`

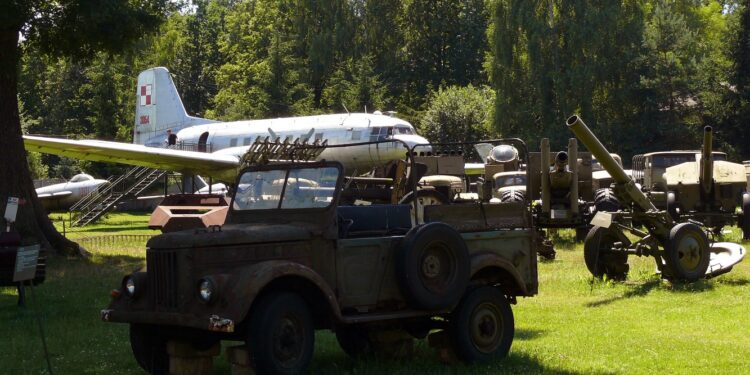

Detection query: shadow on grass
(585, 279), (662, 308)
(544, 229), (583, 251)
(712, 277), (750, 286)
(89, 253), (145, 270)
(311, 350), (611, 375)
(515, 328), (546, 341)
(584, 274), (746, 307)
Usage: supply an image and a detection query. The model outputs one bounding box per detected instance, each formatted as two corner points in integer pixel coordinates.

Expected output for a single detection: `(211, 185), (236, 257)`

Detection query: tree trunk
(0, 28), (86, 256)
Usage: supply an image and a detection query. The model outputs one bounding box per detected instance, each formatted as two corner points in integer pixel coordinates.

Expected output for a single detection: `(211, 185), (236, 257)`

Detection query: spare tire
(395, 222), (470, 310)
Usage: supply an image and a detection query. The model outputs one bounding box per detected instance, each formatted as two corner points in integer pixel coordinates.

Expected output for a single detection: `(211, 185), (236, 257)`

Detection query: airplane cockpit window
(233, 167), (339, 210)
(70, 174), (94, 183)
(393, 126), (414, 135)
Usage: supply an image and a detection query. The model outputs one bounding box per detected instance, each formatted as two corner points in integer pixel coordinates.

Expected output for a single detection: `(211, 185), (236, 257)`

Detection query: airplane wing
(37, 191), (73, 199)
(24, 136), (241, 181)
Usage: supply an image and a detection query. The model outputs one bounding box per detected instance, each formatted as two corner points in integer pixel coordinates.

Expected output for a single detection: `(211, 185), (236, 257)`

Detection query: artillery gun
(661, 127), (749, 237)
(526, 138), (596, 241)
(567, 116), (746, 282)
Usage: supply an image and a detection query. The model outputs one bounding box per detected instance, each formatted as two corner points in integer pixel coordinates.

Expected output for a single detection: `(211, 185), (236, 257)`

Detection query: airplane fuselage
(162, 113), (427, 172)
(36, 178), (109, 210)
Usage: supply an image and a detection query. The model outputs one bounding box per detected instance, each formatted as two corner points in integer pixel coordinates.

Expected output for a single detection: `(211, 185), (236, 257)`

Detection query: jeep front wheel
(247, 293), (315, 374)
(129, 324), (169, 375)
(449, 287), (514, 363)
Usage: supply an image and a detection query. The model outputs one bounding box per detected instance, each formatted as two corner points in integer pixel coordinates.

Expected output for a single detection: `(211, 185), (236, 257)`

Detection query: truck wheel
(396, 222), (470, 310)
(665, 223), (709, 282)
(399, 189), (449, 224)
(449, 286), (514, 363)
(583, 226), (629, 280)
(742, 194), (750, 240)
(129, 324), (168, 375)
(247, 293), (314, 374)
(594, 188), (620, 212)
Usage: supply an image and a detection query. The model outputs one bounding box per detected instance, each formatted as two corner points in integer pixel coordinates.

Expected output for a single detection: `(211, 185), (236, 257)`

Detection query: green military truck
(102, 140), (539, 374)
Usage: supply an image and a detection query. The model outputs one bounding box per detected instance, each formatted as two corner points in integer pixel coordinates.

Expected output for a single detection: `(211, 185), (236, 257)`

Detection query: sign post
(4, 197), (19, 232)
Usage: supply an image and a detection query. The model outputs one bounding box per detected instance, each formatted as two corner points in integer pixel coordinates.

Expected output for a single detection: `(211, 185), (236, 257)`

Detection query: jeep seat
(337, 204), (412, 238)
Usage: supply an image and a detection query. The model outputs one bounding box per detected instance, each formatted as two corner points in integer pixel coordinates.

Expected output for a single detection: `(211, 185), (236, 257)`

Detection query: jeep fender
(469, 252), (529, 296)
(228, 260), (342, 324)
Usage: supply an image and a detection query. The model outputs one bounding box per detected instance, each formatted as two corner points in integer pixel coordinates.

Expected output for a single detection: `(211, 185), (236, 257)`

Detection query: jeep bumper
(100, 309), (235, 333)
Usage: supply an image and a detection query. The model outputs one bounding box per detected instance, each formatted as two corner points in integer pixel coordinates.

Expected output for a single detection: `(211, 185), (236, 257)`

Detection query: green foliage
(25, 152), (48, 180)
(321, 55), (388, 113)
(401, 0), (489, 109)
(420, 85), (496, 144)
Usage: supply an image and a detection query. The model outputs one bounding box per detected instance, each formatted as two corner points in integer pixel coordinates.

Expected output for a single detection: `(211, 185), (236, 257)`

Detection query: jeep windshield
(233, 166), (339, 210)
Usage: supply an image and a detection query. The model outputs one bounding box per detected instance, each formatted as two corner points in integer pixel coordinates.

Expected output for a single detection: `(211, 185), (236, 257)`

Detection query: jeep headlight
(122, 272), (147, 298)
(198, 277), (216, 303)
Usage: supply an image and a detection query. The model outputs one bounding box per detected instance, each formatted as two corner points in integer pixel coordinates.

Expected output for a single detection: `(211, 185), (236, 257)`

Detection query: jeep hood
(147, 224), (312, 249)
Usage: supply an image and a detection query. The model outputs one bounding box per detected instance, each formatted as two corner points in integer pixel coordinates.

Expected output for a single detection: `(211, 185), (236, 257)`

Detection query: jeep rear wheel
(247, 293), (314, 374)
(449, 286), (514, 363)
(396, 223), (470, 310)
(130, 324), (168, 375)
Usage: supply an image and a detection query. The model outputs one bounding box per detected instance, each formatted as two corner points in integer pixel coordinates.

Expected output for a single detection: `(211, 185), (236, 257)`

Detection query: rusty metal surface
(146, 223), (313, 249)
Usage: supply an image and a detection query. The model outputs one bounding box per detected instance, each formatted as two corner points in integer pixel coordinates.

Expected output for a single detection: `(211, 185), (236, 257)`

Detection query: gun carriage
(567, 116), (745, 282)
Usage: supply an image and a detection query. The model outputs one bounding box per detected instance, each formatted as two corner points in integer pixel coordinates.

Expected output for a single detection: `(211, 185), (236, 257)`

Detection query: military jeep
(102, 141), (538, 374)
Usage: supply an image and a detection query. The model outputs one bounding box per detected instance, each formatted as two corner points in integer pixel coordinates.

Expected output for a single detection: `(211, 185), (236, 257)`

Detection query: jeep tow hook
(208, 315), (235, 333)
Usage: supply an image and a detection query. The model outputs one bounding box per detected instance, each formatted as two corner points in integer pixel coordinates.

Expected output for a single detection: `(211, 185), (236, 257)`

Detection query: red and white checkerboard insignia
(140, 84), (153, 106)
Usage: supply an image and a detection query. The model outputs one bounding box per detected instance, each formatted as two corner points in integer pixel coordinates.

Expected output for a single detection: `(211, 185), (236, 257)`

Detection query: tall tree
(402, 0), (489, 110)
(0, 1), (168, 255)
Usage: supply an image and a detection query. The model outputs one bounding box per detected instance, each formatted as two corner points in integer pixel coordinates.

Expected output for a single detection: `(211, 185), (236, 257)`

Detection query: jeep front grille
(147, 250), (178, 309)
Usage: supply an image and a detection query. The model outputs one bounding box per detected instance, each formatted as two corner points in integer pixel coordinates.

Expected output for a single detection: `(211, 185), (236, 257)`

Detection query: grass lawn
(1, 212), (749, 374)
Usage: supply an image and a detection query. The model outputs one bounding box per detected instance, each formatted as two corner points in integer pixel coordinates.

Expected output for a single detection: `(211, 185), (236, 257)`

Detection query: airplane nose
(392, 134), (431, 153)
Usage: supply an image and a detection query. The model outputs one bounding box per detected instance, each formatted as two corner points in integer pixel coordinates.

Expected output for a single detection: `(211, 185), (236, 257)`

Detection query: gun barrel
(700, 126), (713, 194)
(554, 151), (568, 170)
(566, 115), (657, 212)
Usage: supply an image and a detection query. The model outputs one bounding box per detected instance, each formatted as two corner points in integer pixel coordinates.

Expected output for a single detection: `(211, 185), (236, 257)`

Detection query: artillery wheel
(399, 189), (449, 224)
(594, 188), (620, 213)
(575, 226), (591, 242)
(583, 226), (629, 280)
(396, 223), (470, 310)
(742, 194), (750, 240)
(129, 324), (168, 375)
(247, 293), (314, 374)
(665, 223), (709, 282)
(666, 192), (682, 221)
(448, 286), (514, 363)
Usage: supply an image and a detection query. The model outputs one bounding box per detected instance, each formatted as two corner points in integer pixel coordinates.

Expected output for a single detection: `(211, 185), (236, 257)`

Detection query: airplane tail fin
(133, 67), (215, 146)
